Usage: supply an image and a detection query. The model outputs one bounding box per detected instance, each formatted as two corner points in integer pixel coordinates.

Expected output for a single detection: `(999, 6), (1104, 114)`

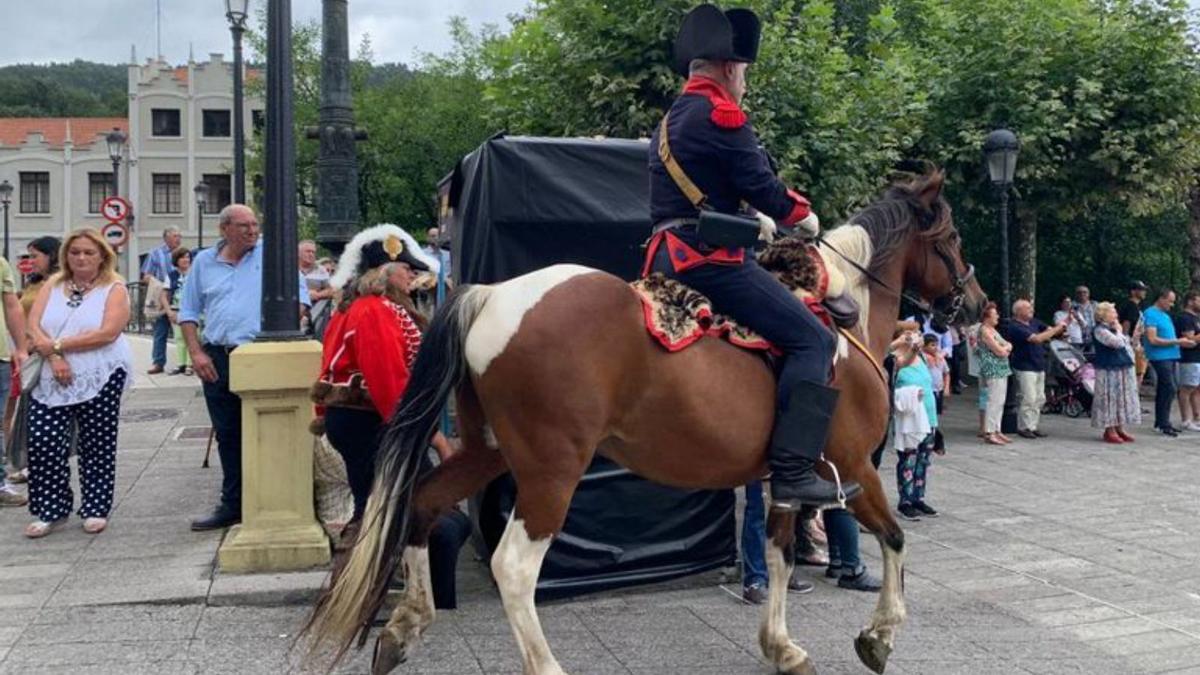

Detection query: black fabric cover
(448, 135), (652, 284)
(447, 135), (738, 600)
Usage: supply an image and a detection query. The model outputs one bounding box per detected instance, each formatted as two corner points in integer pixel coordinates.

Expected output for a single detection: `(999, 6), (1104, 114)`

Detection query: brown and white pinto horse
(303, 170), (986, 675)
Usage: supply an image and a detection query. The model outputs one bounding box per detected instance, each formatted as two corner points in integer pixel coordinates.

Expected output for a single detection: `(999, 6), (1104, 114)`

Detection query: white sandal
(24, 518), (67, 539)
(83, 518), (108, 534)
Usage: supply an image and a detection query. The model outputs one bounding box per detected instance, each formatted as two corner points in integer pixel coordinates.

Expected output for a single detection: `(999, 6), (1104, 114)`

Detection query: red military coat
(316, 295), (422, 420)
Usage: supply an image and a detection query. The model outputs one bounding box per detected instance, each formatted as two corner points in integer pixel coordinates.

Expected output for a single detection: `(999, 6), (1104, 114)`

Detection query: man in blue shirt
(179, 204), (311, 530)
(1142, 289), (1195, 436)
(141, 227), (182, 374)
(1005, 299), (1066, 439)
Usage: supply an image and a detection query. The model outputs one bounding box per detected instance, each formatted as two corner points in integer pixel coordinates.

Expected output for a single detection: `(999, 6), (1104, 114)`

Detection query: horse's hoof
(854, 630), (891, 674)
(771, 643), (817, 675)
(372, 628), (408, 675)
(776, 654), (817, 675)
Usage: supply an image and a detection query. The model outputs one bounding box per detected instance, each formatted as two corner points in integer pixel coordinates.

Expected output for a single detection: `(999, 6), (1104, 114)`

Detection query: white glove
(796, 210), (820, 238)
(756, 211), (777, 243)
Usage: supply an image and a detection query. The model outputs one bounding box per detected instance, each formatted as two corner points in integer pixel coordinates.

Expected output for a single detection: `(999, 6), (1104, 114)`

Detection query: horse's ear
(915, 170), (945, 212)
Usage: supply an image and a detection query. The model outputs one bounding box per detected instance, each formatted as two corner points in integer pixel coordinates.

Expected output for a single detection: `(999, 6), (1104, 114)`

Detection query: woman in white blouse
(24, 229), (132, 538)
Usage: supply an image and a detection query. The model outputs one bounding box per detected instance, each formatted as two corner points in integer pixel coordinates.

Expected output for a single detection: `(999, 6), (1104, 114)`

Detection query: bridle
(923, 243), (975, 330)
(816, 225), (974, 328)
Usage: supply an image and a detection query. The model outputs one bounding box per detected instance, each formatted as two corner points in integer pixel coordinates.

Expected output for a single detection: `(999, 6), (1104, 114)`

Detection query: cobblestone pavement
(0, 337), (1195, 673)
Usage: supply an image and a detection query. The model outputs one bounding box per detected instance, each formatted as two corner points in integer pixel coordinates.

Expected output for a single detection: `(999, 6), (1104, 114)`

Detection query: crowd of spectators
(960, 281), (1200, 443)
(2, 204), (1195, 614)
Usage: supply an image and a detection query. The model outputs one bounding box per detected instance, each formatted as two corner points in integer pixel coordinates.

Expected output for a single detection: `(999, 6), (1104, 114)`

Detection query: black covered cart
(438, 135), (737, 600)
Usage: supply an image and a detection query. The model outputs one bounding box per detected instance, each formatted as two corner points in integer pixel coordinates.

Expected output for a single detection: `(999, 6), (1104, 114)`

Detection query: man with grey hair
(1005, 298), (1067, 438)
(141, 226), (183, 374)
(299, 239), (333, 336)
(179, 204), (310, 530)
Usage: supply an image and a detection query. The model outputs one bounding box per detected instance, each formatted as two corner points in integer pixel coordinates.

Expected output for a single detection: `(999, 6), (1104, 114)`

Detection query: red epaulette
(681, 76), (747, 130)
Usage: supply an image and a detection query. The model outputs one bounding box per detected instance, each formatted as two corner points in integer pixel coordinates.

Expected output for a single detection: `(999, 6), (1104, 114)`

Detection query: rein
(816, 231), (974, 327)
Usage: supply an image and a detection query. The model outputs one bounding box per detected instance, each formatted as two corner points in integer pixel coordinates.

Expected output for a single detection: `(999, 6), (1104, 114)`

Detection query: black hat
(673, 4), (762, 77)
(1129, 280), (1148, 291)
(330, 223), (440, 290)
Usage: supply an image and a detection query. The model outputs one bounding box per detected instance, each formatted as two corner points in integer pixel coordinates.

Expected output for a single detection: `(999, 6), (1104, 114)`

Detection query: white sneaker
(1185, 422), (1200, 432)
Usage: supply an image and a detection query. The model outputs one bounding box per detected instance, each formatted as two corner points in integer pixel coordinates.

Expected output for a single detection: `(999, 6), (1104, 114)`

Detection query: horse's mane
(844, 171), (953, 275)
(818, 171), (953, 344)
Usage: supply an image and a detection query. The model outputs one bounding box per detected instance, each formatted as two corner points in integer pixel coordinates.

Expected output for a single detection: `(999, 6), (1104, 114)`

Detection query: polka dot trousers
(27, 369), (127, 522)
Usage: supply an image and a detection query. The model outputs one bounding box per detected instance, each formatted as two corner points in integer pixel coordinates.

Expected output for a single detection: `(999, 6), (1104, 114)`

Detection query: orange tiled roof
(0, 118), (128, 149)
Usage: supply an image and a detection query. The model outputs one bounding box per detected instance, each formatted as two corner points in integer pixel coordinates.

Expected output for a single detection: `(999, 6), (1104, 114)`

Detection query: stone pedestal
(218, 340), (331, 572)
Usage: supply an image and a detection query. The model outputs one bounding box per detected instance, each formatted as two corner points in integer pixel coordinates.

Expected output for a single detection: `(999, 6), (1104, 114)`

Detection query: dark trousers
(325, 406), (470, 609)
(430, 510), (472, 609)
(323, 407), (383, 521)
(201, 345), (242, 513)
(1150, 359), (1178, 430)
(740, 480), (767, 588)
(824, 507), (863, 576)
(152, 315), (171, 367)
(651, 233), (835, 401)
(950, 342), (967, 391)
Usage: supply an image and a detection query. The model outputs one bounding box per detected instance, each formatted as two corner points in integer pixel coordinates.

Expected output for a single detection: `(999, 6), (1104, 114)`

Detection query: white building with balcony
(0, 52), (261, 273)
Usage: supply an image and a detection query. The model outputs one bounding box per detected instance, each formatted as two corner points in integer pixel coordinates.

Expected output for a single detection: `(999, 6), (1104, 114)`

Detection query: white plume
(330, 223), (441, 291)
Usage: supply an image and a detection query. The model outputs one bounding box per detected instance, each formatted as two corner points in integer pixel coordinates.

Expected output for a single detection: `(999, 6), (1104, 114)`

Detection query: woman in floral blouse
(977, 302), (1013, 445)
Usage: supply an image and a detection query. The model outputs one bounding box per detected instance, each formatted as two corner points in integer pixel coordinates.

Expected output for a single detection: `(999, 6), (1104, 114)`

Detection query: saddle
(633, 238), (860, 354)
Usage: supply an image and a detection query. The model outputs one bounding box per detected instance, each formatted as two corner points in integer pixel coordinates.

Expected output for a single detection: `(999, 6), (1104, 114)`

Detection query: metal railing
(125, 282), (155, 335)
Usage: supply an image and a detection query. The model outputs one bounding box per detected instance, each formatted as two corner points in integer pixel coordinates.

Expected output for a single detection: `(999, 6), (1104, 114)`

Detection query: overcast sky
(4, 1), (1200, 68)
(0, 0), (531, 67)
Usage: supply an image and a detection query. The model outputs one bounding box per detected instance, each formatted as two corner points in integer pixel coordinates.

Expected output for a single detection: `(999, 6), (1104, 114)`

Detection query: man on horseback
(645, 4), (861, 509)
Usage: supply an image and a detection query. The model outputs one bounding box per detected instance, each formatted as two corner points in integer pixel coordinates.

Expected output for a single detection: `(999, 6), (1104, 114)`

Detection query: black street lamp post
(0, 180), (11, 260)
(226, 0), (249, 205)
(106, 128), (126, 199)
(983, 128), (1019, 317)
(194, 182), (209, 248)
(106, 128), (129, 273)
(984, 128), (1020, 434)
(307, 0), (365, 256)
(258, 0), (302, 340)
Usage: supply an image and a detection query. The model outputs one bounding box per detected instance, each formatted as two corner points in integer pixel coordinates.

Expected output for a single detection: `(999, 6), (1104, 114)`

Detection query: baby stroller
(1043, 339), (1094, 418)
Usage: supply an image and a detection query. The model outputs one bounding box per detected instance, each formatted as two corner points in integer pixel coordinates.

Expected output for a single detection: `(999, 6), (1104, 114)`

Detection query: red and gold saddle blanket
(632, 238), (833, 354)
(632, 273), (776, 353)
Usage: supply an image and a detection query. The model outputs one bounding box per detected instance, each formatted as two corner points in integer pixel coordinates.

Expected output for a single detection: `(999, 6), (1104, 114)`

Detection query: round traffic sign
(100, 196), (131, 223)
(101, 222), (129, 248)
(16, 257), (34, 276)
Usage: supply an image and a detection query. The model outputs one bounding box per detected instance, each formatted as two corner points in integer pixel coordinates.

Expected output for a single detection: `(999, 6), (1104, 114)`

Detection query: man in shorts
(1174, 290), (1200, 431)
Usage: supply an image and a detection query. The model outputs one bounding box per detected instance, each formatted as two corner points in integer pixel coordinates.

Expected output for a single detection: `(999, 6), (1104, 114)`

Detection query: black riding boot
(769, 382), (862, 509)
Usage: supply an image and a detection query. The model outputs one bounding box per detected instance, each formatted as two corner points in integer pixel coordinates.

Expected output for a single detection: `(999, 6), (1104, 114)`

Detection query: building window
(19, 172), (50, 214)
(88, 173), (115, 213)
(202, 109), (231, 137)
(151, 108), (181, 137)
(251, 110), (265, 136)
(152, 173), (182, 213)
(201, 174), (232, 214)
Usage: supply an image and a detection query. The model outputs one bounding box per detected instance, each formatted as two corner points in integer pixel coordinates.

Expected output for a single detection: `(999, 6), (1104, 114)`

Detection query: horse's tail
(302, 284), (493, 663)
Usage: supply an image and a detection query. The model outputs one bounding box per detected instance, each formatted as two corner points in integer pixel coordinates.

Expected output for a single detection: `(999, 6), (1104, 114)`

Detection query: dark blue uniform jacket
(648, 76), (808, 226)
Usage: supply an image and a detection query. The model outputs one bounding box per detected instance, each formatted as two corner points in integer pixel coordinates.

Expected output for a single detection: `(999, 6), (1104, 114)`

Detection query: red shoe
(1103, 429), (1124, 444)
(1116, 428), (1135, 442)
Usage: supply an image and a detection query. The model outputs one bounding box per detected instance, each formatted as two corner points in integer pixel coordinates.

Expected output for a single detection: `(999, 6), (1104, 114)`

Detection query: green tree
(911, 0), (1200, 303)
(243, 15), (493, 244)
(478, 0), (690, 137)
(0, 61), (126, 117)
(471, 0), (930, 218)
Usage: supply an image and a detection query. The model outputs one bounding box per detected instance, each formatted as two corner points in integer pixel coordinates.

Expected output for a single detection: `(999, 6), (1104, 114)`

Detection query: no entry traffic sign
(16, 257), (34, 276)
(101, 196), (131, 224)
(101, 222), (129, 249)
